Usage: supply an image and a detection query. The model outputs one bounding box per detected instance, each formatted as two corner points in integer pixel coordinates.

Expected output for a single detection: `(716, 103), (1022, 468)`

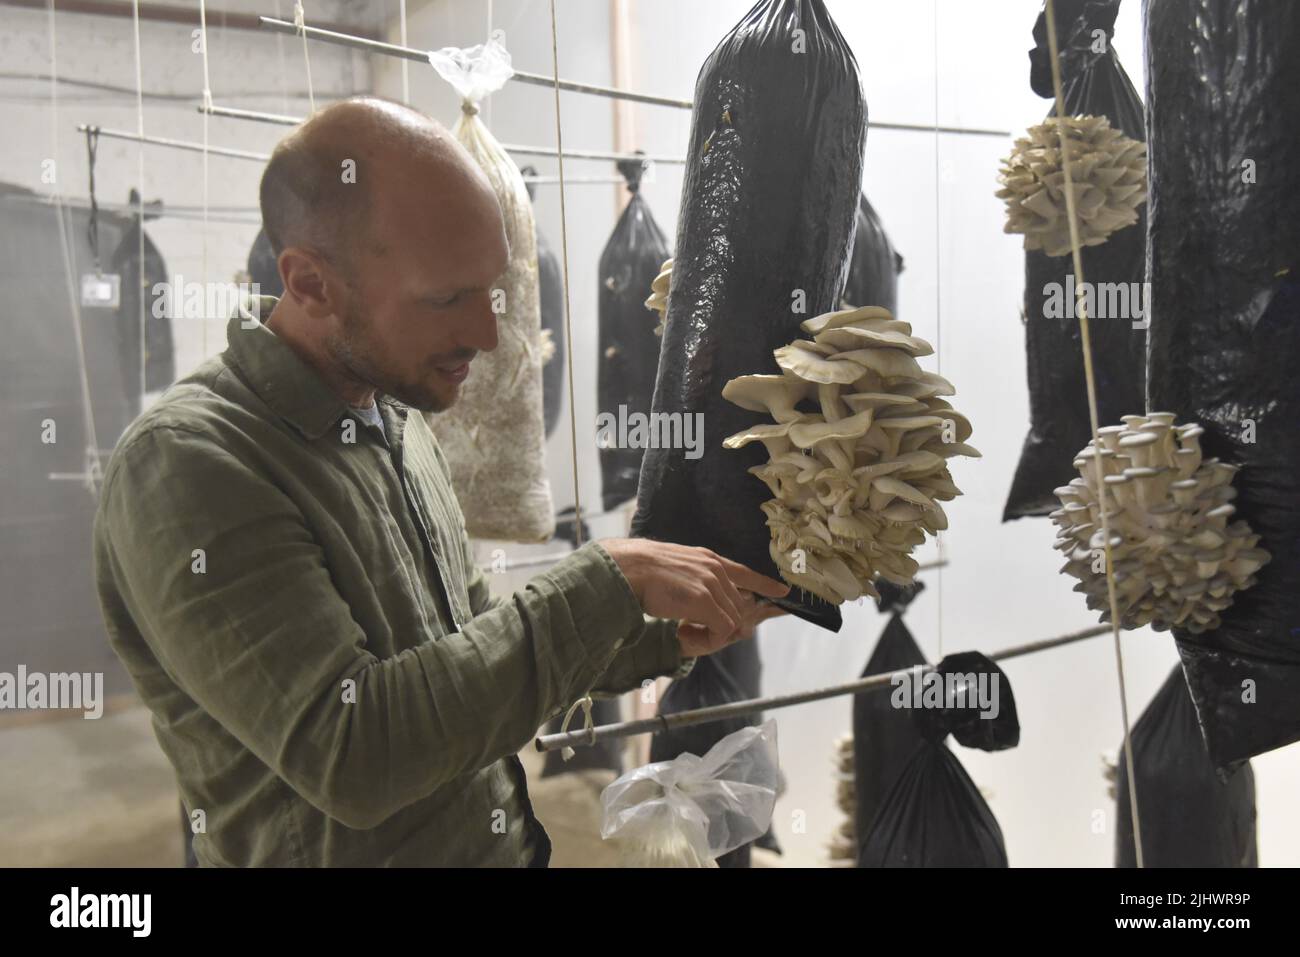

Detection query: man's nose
(463, 297), (499, 353)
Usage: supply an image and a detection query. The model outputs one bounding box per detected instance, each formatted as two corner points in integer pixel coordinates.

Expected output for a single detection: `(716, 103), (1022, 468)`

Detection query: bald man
(93, 98), (788, 867)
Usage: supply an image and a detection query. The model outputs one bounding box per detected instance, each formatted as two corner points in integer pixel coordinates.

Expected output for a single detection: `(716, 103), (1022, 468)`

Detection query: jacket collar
(224, 295), (353, 440)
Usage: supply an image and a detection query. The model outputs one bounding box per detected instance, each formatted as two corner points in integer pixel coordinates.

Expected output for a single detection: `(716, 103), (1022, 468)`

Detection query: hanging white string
(1043, 0), (1143, 867)
(199, 0), (213, 357)
(293, 0), (316, 113)
(399, 0), (409, 104)
(273, 0), (290, 116)
(130, 0), (147, 403)
(46, 0), (103, 495)
(484, 0), (494, 128)
(557, 694), (595, 761)
(931, 0), (944, 659)
(548, 0), (583, 547)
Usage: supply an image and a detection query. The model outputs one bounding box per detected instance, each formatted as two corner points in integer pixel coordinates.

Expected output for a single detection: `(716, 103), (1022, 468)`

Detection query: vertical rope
(273, 0), (290, 115)
(548, 0), (583, 548)
(931, 0), (944, 659)
(199, 0), (212, 357)
(131, 0), (146, 401)
(293, 0), (316, 113)
(47, 0), (103, 494)
(1043, 0), (1143, 867)
(399, 0), (410, 104)
(484, 0), (494, 128)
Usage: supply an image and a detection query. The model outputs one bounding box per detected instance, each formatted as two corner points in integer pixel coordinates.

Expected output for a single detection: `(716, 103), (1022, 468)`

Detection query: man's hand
(600, 538), (791, 657)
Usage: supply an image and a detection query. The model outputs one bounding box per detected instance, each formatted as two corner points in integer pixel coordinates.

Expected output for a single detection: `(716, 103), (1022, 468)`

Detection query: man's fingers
(750, 600), (790, 625)
(712, 554), (792, 599)
(676, 620), (714, 657)
(679, 580), (736, 643)
(698, 558), (748, 638)
(676, 620), (755, 658)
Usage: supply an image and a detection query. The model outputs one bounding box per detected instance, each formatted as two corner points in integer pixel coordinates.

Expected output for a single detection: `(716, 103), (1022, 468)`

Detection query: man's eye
(429, 294), (460, 308)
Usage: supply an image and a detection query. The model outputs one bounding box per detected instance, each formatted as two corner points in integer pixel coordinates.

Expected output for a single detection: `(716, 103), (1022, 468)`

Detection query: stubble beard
(328, 297), (456, 414)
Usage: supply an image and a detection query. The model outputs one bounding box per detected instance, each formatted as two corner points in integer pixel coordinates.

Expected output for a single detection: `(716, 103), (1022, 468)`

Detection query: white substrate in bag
(425, 39), (554, 542)
(600, 721), (779, 868)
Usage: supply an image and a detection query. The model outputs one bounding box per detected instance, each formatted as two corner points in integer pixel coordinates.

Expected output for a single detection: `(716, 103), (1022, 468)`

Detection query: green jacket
(93, 297), (690, 867)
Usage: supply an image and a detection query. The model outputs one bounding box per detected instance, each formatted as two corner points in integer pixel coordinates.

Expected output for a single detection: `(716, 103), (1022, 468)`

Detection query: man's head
(259, 97), (507, 412)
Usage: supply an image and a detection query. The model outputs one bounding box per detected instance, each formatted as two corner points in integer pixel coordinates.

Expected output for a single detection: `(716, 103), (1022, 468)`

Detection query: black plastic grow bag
(630, 0), (865, 633)
(1114, 666), (1257, 867)
(842, 192), (902, 313)
(1145, 0), (1300, 770)
(598, 157), (670, 510)
(1003, 0), (1147, 520)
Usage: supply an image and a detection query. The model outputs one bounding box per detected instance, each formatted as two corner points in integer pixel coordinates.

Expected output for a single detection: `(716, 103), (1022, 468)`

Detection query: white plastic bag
(600, 720), (779, 868)
(427, 36), (514, 102)
(424, 37), (554, 542)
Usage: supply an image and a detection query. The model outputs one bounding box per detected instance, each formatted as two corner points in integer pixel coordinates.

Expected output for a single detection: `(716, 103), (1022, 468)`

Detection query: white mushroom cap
(775, 344), (865, 385)
(722, 306), (976, 605)
(1050, 412), (1271, 633)
(814, 325), (934, 356)
(832, 348), (923, 380)
(800, 305), (898, 336)
(721, 374), (811, 423)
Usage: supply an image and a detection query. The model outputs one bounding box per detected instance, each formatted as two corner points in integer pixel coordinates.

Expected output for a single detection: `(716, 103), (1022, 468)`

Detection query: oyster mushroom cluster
(721, 305), (979, 604)
(1050, 413), (1270, 634)
(644, 258), (673, 336)
(996, 114), (1147, 257)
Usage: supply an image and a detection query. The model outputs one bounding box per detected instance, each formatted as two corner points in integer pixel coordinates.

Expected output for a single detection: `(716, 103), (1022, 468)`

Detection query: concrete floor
(0, 703), (781, 867)
(0, 706), (181, 867)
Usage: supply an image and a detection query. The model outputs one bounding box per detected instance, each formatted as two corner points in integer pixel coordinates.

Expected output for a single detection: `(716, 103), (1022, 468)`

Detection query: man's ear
(278, 245), (347, 319)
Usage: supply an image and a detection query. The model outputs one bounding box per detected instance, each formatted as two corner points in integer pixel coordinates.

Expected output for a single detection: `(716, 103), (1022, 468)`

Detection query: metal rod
(523, 175), (628, 184)
(534, 623), (1111, 753)
(3, 192), (262, 221)
(258, 15), (694, 109)
(0, 0), (383, 39)
(491, 551), (947, 577)
(256, 15), (1009, 137)
(502, 142), (680, 165)
(201, 103), (301, 126)
(78, 124), (269, 162)
(75, 125), (644, 184)
(200, 103), (687, 165)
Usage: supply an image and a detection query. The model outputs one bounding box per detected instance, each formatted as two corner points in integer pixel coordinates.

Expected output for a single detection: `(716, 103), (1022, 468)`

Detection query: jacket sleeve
(589, 616), (695, 697)
(96, 425), (657, 830)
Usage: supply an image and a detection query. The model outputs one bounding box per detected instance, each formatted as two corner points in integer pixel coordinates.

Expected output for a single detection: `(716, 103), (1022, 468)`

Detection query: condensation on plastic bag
(427, 36), (514, 102)
(600, 720), (778, 868)
(424, 38), (554, 542)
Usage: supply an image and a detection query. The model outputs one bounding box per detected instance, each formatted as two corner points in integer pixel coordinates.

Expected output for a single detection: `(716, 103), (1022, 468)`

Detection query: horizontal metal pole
(502, 143), (682, 166)
(258, 15), (693, 109)
(200, 103), (686, 165)
(257, 15), (1008, 138)
(3, 192), (262, 224)
(201, 103), (301, 126)
(524, 175), (630, 185)
(534, 623), (1111, 753)
(0, 0), (382, 39)
(490, 550), (946, 576)
(79, 124), (649, 188)
(78, 124), (269, 162)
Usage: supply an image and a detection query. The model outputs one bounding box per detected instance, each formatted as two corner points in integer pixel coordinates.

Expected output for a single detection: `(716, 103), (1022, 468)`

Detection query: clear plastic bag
(600, 720), (779, 868)
(426, 35), (514, 104)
